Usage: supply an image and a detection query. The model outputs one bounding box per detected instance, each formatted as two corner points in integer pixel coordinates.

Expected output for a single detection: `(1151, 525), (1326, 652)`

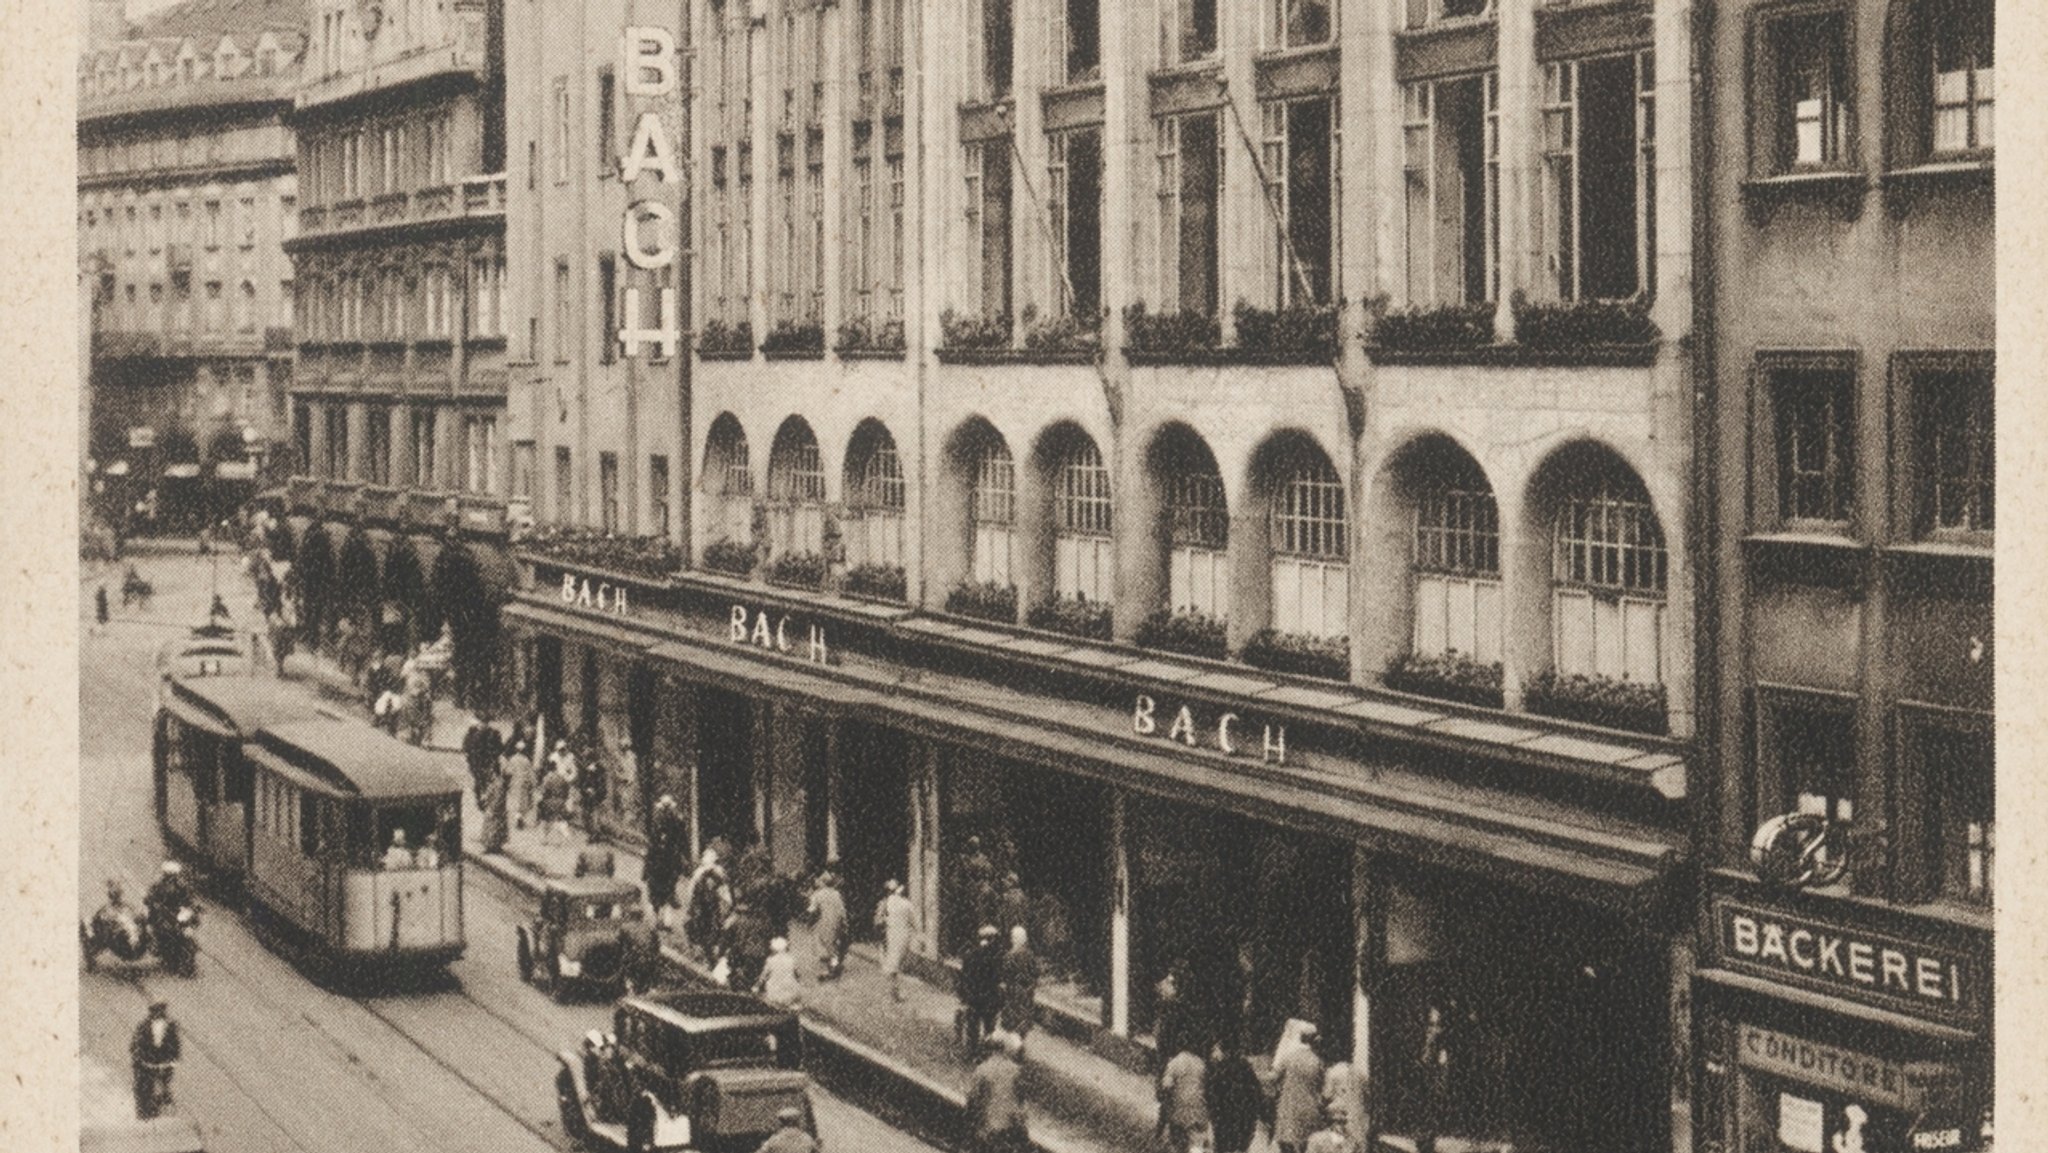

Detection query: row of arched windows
(702, 414), (1670, 690)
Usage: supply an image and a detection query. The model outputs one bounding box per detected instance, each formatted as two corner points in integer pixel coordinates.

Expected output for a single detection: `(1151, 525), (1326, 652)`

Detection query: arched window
(1054, 435), (1113, 601)
(971, 436), (1016, 585)
(1158, 430), (1228, 620)
(844, 422), (906, 568)
(704, 415), (753, 544)
(1552, 462), (1666, 683)
(1412, 449), (1500, 662)
(1269, 443), (1347, 638)
(767, 420), (827, 558)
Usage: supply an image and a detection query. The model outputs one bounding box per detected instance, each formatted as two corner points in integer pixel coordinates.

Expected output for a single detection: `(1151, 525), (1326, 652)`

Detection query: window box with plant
(1231, 299), (1338, 365)
(1365, 296), (1659, 367)
(936, 308), (1013, 363)
(1121, 301), (1223, 365)
(520, 524), (683, 584)
(1019, 304), (1104, 362)
(760, 319), (826, 359)
(766, 550), (828, 590)
(698, 318), (754, 360)
(1383, 650), (1504, 708)
(946, 579), (1018, 625)
(841, 561), (907, 602)
(835, 316), (907, 359)
(1241, 628), (1350, 681)
(1523, 669), (1666, 735)
(1134, 607), (1227, 660)
(700, 537), (758, 579)
(1026, 594), (1113, 641)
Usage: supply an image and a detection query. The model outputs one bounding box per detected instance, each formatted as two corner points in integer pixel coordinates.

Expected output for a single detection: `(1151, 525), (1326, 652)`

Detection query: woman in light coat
(875, 879), (916, 1002)
(503, 741), (537, 829)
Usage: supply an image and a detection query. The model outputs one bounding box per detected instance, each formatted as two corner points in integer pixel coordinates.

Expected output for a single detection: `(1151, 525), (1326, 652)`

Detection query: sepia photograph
(58, 0), (2021, 1150)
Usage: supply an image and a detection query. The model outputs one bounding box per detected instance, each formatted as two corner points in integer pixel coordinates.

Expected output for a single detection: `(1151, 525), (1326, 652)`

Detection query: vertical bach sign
(619, 25), (684, 359)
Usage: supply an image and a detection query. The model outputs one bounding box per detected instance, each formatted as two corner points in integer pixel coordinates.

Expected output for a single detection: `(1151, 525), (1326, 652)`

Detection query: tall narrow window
(599, 452), (621, 533)
(1931, 0), (1994, 154)
(596, 66), (617, 173)
(597, 254), (617, 364)
(365, 404), (392, 485)
(1542, 52), (1655, 301)
(1404, 75), (1495, 305)
(1063, 0), (1099, 82)
(553, 259), (571, 363)
(1917, 366), (1994, 537)
(982, 0), (1013, 99)
(1774, 365), (1857, 526)
(845, 425), (907, 570)
(555, 445), (574, 524)
(1270, 447), (1348, 639)
(1054, 436), (1114, 602)
(552, 76), (572, 184)
(1771, 11), (1851, 170)
(513, 440), (537, 500)
(1552, 463), (1667, 685)
(972, 437), (1017, 586)
(1048, 127), (1102, 319)
(1412, 453), (1501, 663)
(1914, 718), (1993, 904)
(1162, 436), (1229, 620)
(767, 422), (828, 558)
(464, 413), (498, 494)
(649, 454), (671, 537)
(1263, 97), (1337, 304)
(965, 140), (1013, 323)
(707, 416), (755, 545)
(410, 407), (439, 490)
(1159, 113), (1222, 318)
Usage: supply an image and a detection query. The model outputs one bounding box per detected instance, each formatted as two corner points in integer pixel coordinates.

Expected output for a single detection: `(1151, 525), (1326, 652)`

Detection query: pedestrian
(461, 715), (502, 800)
(129, 1000), (181, 1121)
(537, 752), (574, 845)
(755, 1106), (818, 1153)
(611, 739), (639, 830)
(683, 849), (732, 965)
(1031, 890), (1073, 979)
(95, 585), (110, 631)
(805, 870), (849, 980)
(479, 762), (510, 853)
(574, 737), (607, 839)
(956, 835), (996, 949)
(957, 924), (1004, 1059)
(1304, 1106), (1352, 1153)
(504, 740), (537, 830)
(875, 878), (916, 1002)
(755, 936), (802, 1009)
(998, 925), (1040, 1043)
(1321, 1056), (1370, 1153)
(996, 872), (1030, 947)
(727, 897), (775, 992)
(965, 1032), (1029, 1153)
(1158, 1041), (1212, 1153)
(646, 794), (687, 927)
(1205, 1041), (1263, 1153)
(1155, 962), (1189, 1072)
(1270, 1024), (1327, 1153)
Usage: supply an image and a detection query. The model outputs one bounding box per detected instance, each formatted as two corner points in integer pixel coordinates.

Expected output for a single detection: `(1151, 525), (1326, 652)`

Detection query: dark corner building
(496, 0), (1702, 1149)
(79, 0), (307, 534)
(1694, 0), (1994, 1151)
(280, 0), (515, 710)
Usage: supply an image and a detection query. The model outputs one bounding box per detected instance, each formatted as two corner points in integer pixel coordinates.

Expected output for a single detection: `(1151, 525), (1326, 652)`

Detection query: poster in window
(1778, 1092), (1824, 1153)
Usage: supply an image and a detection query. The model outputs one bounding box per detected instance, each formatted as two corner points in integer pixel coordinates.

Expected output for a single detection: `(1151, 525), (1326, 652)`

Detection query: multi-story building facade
(79, 0), (305, 530)
(1691, 2), (1994, 1151)
(281, 0), (513, 706)
(504, 2), (1698, 1149)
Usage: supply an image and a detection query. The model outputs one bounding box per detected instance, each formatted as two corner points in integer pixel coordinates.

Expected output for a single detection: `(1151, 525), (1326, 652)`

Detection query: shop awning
(640, 631), (1682, 915)
(499, 598), (661, 656)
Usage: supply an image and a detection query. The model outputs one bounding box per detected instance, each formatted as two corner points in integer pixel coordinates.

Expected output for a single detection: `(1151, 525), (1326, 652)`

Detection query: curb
(461, 846), (1106, 1153)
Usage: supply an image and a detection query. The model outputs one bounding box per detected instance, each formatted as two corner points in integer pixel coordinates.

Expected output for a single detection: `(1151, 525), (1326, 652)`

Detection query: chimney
(86, 0), (128, 49)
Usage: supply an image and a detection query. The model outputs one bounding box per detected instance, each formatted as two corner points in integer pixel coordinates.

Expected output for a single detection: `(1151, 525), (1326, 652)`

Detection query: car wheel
(555, 1066), (584, 1141)
(516, 927), (532, 983)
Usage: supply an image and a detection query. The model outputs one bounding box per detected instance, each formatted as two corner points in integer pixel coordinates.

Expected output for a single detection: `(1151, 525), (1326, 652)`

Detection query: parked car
(555, 989), (818, 1153)
(517, 875), (657, 1002)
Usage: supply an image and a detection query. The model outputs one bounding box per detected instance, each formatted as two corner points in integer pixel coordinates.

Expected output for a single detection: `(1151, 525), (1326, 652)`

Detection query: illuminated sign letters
(617, 26), (682, 360)
(1713, 898), (1983, 1025)
(1132, 694), (1287, 765)
(561, 572), (630, 617)
(730, 605), (829, 665)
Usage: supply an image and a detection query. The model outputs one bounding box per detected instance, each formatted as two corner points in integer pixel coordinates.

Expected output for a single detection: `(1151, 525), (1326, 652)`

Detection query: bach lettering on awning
(1713, 898), (1983, 1025)
(1132, 694), (1287, 765)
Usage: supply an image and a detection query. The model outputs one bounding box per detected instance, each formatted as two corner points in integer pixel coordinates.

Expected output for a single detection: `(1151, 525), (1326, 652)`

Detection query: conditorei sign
(1711, 898), (1984, 1026)
(1735, 1024), (1960, 1113)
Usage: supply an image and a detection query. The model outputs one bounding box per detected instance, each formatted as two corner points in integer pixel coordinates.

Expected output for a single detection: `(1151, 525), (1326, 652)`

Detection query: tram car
(154, 675), (469, 969)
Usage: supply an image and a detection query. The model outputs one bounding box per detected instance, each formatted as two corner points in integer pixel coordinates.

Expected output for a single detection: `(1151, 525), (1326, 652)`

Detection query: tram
(154, 675), (468, 969)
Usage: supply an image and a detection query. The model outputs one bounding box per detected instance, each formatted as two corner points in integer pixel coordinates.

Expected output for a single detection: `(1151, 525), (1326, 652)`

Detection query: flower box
(760, 319), (826, 359)
(945, 580), (1018, 625)
(1241, 629), (1350, 681)
(1026, 595), (1113, 641)
(700, 538), (758, 578)
(834, 317), (908, 358)
(1369, 301), (1494, 352)
(1133, 607), (1227, 661)
(841, 562), (907, 602)
(1382, 651), (1504, 709)
(697, 318), (754, 359)
(766, 551), (828, 590)
(939, 309), (1011, 351)
(1522, 670), (1668, 735)
(1122, 301), (1221, 359)
(1231, 300), (1338, 364)
(520, 528), (682, 583)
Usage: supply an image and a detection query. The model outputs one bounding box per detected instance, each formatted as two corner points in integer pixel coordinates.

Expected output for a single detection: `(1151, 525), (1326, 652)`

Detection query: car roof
(622, 989), (798, 1034)
(544, 874), (643, 899)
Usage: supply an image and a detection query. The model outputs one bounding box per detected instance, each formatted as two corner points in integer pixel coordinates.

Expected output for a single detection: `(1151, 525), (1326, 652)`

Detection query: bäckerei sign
(1711, 898), (1984, 1025)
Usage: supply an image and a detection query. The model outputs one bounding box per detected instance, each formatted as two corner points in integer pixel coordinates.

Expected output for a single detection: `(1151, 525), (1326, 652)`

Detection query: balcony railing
(297, 173), (506, 240)
(360, 484), (403, 525)
(295, 18), (489, 109)
(461, 174), (507, 216)
(457, 494), (509, 537)
(406, 489), (457, 528)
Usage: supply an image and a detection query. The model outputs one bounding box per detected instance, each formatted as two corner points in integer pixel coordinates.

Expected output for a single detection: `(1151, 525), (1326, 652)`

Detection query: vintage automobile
(555, 990), (820, 1153)
(516, 875), (657, 1001)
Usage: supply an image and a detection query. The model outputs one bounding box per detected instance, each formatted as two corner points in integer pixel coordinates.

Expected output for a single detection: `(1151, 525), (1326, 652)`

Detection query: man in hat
(755, 1106), (818, 1153)
(966, 1031), (1029, 1153)
(805, 870), (849, 980)
(130, 1000), (181, 1119)
(645, 794), (687, 928)
(958, 924), (1005, 1058)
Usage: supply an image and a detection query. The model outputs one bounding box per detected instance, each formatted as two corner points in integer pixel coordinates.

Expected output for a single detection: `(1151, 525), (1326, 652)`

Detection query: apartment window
(1553, 463), (1667, 684)
(464, 413), (499, 494)
(1054, 0), (1099, 83)
(972, 437), (1017, 586)
(964, 140), (1014, 323)
(1162, 0), (1217, 64)
(239, 197), (256, 248)
(324, 405), (351, 479)
(597, 254), (617, 364)
(707, 416), (755, 544)
(1270, 447), (1348, 639)
(552, 76), (572, 184)
(597, 66), (616, 174)
(1915, 363), (1993, 537)
(978, 0), (1013, 99)
(845, 427), (907, 570)
(365, 404), (392, 485)
(409, 408), (440, 490)
(1773, 363), (1857, 526)
(1047, 127), (1102, 319)
(1054, 436), (1113, 602)
(204, 200), (221, 250)
(423, 116), (448, 185)
(649, 454), (671, 537)
(1542, 52), (1655, 301)
(555, 446), (574, 523)
(1413, 455), (1502, 663)
(1759, 9), (1852, 172)
(513, 441), (537, 500)
(293, 402), (313, 476)
(1268, 0), (1331, 50)
(1903, 713), (1992, 904)
(599, 452), (621, 533)
(1158, 112), (1222, 319)
(203, 280), (224, 331)
(1164, 438), (1229, 620)
(852, 150), (875, 320)
(1760, 690), (1858, 835)
(808, 159), (826, 322)
(1405, 75), (1496, 305)
(1928, 1), (1993, 155)
(553, 259), (571, 362)
(238, 281), (257, 332)
(767, 422), (828, 558)
(1263, 96), (1337, 305)
(344, 132), (362, 197)
(425, 266), (451, 336)
(380, 125), (400, 192)
(468, 255), (504, 339)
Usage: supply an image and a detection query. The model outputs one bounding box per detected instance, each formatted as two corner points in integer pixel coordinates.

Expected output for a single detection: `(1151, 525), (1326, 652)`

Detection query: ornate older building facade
(79, 0), (306, 529)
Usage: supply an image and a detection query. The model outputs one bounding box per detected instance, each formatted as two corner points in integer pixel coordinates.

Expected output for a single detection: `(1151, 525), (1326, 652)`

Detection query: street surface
(79, 547), (942, 1153)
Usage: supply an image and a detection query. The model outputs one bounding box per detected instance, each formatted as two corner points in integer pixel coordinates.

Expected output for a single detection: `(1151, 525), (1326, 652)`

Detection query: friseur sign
(1711, 898), (1984, 1026)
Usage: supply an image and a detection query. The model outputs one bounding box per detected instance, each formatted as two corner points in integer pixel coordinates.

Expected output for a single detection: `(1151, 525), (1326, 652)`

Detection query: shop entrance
(833, 720), (911, 940)
(694, 686), (757, 854)
(534, 635), (564, 740)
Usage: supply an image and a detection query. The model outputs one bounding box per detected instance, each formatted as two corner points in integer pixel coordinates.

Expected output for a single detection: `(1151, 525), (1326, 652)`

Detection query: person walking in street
(95, 585), (110, 632)
(1155, 962), (1189, 1074)
(995, 873), (1030, 948)
(478, 760), (511, 854)
(646, 794), (687, 928)
(1205, 1040), (1264, 1153)
(956, 835), (996, 949)
(461, 716), (502, 801)
(130, 1000), (181, 1120)
(999, 925), (1040, 1044)
(965, 1032), (1029, 1153)
(1158, 1041), (1212, 1153)
(683, 848), (733, 966)
(537, 750), (575, 845)
(875, 878), (916, 1002)
(805, 870), (849, 981)
(1321, 1055), (1371, 1153)
(1271, 1024), (1328, 1153)
(958, 924), (1004, 1059)
(610, 738), (639, 832)
(754, 1106), (818, 1153)
(754, 936), (802, 1009)
(504, 740), (537, 830)
(573, 735), (607, 839)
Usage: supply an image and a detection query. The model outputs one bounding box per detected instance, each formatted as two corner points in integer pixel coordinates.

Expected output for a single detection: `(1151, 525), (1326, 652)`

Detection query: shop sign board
(1132, 694), (1287, 765)
(1736, 1024), (1926, 1111)
(560, 572), (631, 616)
(730, 604), (828, 665)
(1711, 897), (1984, 1025)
